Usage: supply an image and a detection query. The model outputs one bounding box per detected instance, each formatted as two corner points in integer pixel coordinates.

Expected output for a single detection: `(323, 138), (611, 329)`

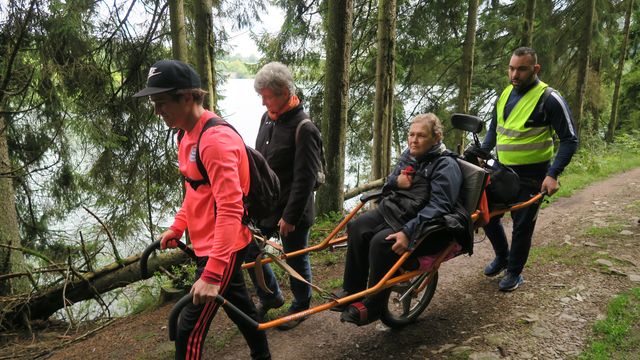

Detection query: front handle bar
(140, 239), (197, 279)
(168, 293), (259, 341)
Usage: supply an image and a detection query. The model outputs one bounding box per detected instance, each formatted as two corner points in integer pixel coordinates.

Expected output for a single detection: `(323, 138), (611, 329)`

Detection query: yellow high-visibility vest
(496, 81), (554, 165)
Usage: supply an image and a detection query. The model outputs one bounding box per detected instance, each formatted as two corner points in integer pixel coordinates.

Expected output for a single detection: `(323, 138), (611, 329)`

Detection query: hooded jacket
(378, 144), (470, 251)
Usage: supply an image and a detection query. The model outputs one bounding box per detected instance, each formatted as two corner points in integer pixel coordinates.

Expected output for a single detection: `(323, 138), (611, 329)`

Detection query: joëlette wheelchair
(140, 113), (545, 340)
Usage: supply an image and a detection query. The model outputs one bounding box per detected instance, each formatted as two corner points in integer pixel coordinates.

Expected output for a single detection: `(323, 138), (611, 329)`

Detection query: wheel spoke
(401, 296), (412, 315)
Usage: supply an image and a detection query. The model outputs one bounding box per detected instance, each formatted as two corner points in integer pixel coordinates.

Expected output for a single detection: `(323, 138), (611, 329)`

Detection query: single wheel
(380, 271), (438, 328)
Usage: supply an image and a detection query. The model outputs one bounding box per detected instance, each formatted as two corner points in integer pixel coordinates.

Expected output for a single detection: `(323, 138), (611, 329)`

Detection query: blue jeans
(483, 175), (544, 275)
(244, 224), (312, 311)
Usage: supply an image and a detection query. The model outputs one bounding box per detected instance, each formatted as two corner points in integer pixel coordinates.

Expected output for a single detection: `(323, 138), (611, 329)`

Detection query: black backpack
(295, 119), (326, 190)
(484, 160), (520, 210)
(177, 117), (280, 224)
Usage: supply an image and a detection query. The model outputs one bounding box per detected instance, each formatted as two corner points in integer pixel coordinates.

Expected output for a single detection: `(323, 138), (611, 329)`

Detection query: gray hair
(411, 113), (443, 139)
(254, 62), (296, 96)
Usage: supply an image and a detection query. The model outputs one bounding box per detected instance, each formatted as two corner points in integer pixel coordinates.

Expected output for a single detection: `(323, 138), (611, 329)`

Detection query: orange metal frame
(244, 193), (545, 330)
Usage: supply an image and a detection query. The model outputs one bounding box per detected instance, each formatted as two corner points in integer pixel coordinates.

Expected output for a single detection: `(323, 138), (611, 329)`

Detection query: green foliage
(618, 66), (640, 133)
(578, 288), (640, 359)
(130, 284), (160, 315)
(549, 132), (640, 202)
(219, 58), (256, 79)
(309, 211), (344, 244)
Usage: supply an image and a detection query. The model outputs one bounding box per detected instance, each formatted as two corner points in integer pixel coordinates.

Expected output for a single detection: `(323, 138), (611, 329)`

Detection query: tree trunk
(590, 54), (602, 133)
(536, 0), (555, 77)
(317, 0), (354, 215)
(169, 0), (188, 61)
(0, 113), (28, 296)
(522, 0), (536, 47)
(194, 0), (216, 110)
(606, 0), (634, 143)
(455, 0), (479, 154)
(1, 248), (190, 329)
(574, 0), (596, 138)
(371, 0), (396, 180)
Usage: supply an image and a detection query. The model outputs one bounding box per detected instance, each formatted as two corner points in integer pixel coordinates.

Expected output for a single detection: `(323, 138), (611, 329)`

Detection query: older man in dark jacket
(337, 113), (464, 325)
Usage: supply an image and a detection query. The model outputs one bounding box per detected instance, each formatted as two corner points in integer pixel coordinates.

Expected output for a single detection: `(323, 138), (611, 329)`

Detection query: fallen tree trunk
(0, 248), (190, 329)
(344, 178), (384, 200)
(1, 181), (387, 330)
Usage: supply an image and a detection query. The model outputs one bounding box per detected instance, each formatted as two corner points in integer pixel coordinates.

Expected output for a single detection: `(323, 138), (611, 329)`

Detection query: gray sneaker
(499, 272), (524, 292)
(256, 293), (285, 319)
(483, 257), (507, 277)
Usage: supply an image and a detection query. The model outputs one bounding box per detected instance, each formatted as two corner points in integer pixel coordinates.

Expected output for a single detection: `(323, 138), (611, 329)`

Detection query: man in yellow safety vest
(480, 47), (578, 291)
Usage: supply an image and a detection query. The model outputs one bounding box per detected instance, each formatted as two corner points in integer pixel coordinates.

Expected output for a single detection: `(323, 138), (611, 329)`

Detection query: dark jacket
(255, 103), (322, 230)
(378, 144), (466, 250)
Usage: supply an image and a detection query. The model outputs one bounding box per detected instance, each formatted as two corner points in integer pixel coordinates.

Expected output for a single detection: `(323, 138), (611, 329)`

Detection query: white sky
(0, 0), (284, 60)
(225, 6), (285, 58)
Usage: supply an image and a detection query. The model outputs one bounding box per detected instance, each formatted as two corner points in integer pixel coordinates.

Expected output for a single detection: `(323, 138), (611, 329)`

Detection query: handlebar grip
(168, 294), (259, 341)
(140, 239), (198, 279)
(140, 240), (161, 279)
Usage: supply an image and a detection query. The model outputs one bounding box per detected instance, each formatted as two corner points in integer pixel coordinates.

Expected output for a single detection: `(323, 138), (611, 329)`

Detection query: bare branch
(79, 231), (94, 272)
(82, 205), (122, 263)
(0, 243), (55, 266)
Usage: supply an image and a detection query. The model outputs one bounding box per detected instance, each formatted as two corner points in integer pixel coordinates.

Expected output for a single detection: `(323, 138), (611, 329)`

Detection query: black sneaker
(499, 272), (524, 292)
(256, 293), (285, 320)
(329, 289), (355, 312)
(483, 257), (507, 277)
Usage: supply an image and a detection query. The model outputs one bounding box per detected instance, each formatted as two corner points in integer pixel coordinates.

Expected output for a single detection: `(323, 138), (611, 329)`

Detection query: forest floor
(2, 167), (640, 360)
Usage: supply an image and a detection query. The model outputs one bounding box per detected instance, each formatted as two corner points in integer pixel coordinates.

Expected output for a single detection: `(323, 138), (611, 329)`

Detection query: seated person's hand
(397, 174), (413, 189)
(385, 231), (409, 255)
(397, 169), (413, 189)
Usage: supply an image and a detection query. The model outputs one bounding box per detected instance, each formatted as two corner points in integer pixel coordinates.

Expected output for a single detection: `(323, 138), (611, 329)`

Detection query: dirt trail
(4, 168), (640, 360)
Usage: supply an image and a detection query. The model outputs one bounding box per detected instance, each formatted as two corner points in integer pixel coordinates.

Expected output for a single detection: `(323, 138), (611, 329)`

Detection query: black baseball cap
(133, 60), (202, 97)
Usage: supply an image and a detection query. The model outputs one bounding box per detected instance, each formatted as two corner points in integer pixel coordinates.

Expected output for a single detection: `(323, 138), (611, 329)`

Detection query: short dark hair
(512, 47), (538, 64)
(169, 88), (208, 105)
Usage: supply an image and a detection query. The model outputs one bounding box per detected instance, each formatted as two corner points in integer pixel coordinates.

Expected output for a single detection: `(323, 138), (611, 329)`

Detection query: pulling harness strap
(251, 228), (332, 299)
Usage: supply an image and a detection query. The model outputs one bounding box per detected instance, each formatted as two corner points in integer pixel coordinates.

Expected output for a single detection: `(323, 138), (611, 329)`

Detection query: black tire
(380, 271), (438, 328)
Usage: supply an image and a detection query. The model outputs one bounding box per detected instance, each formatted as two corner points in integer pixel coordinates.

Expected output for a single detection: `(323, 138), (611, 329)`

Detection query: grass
(627, 200), (640, 213)
(528, 244), (574, 266)
(578, 288), (640, 359)
(548, 133), (640, 205)
(211, 327), (241, 351)
(584, 224), (625, 238)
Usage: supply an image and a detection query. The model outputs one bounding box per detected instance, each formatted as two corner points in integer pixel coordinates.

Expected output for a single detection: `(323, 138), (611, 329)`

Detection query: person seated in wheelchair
(336, 113), (470, 326)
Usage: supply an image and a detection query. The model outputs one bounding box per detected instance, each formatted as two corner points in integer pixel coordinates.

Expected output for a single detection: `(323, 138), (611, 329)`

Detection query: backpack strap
(534, 86), (555, 118)
(295, 118), (327, 187)
(185, 116), (241, 191)
(295, 119), (313, 144)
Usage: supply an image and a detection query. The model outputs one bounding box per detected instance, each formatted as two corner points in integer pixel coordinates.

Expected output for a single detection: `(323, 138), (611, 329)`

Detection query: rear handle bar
(168, 293), (259, 341)
(140, 239), (197, 279)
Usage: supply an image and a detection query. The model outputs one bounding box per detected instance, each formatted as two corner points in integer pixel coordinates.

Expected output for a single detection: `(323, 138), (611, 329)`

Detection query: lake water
(218, 78), (264, 148)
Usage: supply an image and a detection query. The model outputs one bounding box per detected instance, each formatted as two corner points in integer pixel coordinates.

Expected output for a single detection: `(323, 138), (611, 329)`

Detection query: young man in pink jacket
(134, 60), (270, 360)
